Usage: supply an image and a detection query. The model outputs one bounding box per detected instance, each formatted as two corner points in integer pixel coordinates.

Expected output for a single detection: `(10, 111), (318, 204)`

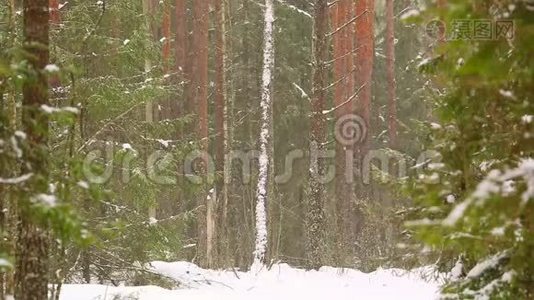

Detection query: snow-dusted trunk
(253, 0), (275, 270)
(306, 0), (328, 270)
(214, 0), (229, 267)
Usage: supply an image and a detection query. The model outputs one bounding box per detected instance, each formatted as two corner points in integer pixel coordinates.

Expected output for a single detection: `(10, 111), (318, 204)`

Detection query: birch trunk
(252, 0), (275, 270)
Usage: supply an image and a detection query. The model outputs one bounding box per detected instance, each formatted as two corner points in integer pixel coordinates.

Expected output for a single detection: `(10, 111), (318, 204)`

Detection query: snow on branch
(277, 0), (312, 18)
(328, 10), (368, 37)
(443, 158), (534, 226)
(0, 173), (33, 184)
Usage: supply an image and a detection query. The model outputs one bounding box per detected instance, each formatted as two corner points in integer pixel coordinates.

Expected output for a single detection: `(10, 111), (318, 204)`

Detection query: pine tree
(191, 0), (211, 267)
(15, 0), (50, 298)
(306, 0), (328, 270)
(408, 1), (534, 298)
(332, 0), (353, 263)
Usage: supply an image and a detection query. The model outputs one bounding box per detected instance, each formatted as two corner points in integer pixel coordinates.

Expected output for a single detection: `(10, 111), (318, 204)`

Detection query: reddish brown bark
(355, 0), (374, 126)
(385, 0), (397, 148)
(49, 0), (60, 25)
(174, 0), (187, 74)
(332, 0), (355, 263)
(16, 0), (50, 298)
(162, 1), (171, 74)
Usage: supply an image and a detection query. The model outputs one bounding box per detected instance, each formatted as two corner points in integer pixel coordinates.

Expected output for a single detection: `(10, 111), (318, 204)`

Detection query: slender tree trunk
(173, 0), (188, 121)
(174, 0), (187, 75)
(332, 0), (353, 264)
(214, 0), (229, 268)
(142, 0), (157, 221)
(192, 0), (211, 268)
(252, 0), (275, 270)
(353, 0), (374, 261)
(0, 2), (17, 297)
(48, 0), (61, 99)
(162, 1), (171, 74)
(355, 0), (373, 131)
(15, 0), (50, 298)
(385, 0), (397, 148)
(306, 0), (328, 270)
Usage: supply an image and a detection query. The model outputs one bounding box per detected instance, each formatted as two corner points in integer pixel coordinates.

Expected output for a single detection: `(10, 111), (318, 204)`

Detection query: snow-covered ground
(59, 262), (441, 300)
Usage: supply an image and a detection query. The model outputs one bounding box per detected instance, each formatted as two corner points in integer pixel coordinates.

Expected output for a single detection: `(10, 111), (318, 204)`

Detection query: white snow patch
(498, 89), (515, 99)
(14, 131), (27, 139)
(121, 143), (134, 151)
(0, 258), (12, 268)
(59, 262), (440, 300)
(0, 173), (33, 184)
(44, 64), (60, 73)
(77, 181), (89, 189)
(466, 251), (509, 279)
(521, 114), (533, 124)
(450, 258), (463, 281)
(32, 193), (57, 207)
(400, 9), (420, 20)
(442, 199), (472, 226)
(446, 194), (456, 204)
(41, 105), (79, 114)
(490, 227), (505, 236)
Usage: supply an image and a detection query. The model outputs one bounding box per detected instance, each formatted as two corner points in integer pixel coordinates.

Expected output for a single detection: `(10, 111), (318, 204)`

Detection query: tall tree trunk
(385, 0), (396, 148)
(48, 0), (60, 87)
(0, 2), (18, 297)
(252, 0), (275, 270)
(192, 0), (211, 268)
(142, 0), (157, 221)
(15, 0), (50, 298)
(174, 0), (188, 121)
(332, 0), (353, 264)
(214, 0), (229, 268)
(306, 0), (328, 270)
(355, 0), (373, 130)
(353, 0), (374, 261)
(174, 0), (187, 75)
(162, 1), (171, 74)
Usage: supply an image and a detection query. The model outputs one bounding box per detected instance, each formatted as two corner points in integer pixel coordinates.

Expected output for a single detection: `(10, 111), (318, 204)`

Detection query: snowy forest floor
(59, 262), (442, 299)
